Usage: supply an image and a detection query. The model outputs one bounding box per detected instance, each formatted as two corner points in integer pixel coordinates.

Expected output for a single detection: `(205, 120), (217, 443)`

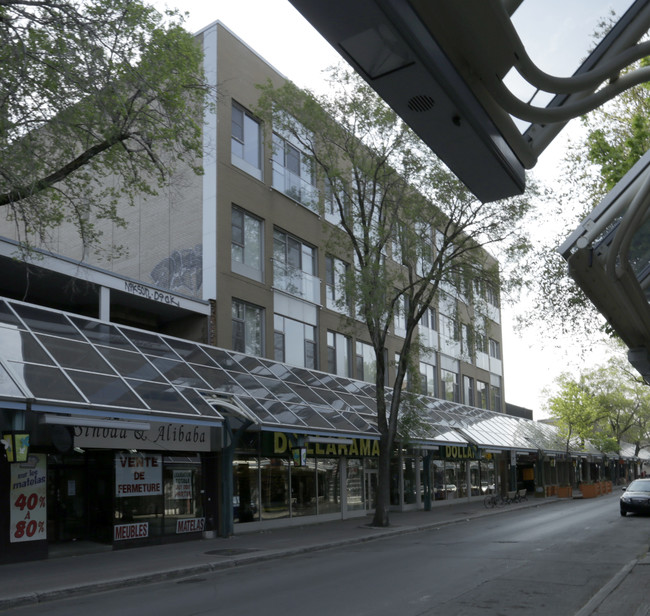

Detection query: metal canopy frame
(289, 0), (650, 202)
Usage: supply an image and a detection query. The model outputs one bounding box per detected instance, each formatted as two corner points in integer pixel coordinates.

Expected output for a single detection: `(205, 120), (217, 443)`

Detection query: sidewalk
(0, 493), (638, 614)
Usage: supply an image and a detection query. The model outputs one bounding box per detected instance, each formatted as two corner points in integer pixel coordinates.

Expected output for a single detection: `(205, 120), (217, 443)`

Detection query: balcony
(273, 260), (321, 304)
(272, 163), (319, 213)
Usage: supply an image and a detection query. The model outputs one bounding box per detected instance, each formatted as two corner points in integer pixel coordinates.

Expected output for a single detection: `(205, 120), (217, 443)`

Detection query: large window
(463, 375), (475, 406)
(274, 314), (316, 369)
(231, 102), (262, 180)
(325, 255), (349, 314)
(489, 338), (501, 360)
(231, 206), (263, 281)
(440, 356), (459, 402)
(490, 375), (502, 412)
(232, 300), (264, 357)
(476, 380), (489, 410)
(273, 230), (319, 303)
(419, 361), (438, 398)
(272, 129), (318, 210)
(394, 294), (408, 338)
(327, 330), (351, 377)
(355, 341), (376, 383)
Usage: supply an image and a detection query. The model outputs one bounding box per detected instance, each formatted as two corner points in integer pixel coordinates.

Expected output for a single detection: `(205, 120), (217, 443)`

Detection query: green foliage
(0, 0), (210, 253)
(256, 67), (535, 435)
(546, 350), (650, 453)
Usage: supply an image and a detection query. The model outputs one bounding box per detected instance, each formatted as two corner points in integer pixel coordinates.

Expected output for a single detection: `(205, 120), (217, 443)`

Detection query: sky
(151, 0), (623, 417)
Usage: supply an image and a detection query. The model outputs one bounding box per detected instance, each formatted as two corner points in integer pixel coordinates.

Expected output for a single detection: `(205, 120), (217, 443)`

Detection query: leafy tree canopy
(256, 68), (538, 525)
(0, 0), (210, 253)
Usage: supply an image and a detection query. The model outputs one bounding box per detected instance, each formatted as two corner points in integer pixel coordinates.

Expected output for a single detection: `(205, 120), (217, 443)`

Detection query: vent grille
(407, 95), (435, 112)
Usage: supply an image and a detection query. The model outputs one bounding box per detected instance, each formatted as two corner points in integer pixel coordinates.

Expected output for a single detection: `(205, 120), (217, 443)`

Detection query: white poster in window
(115, 453), (162, 497)
(172, 470), (193, 499)
(10, 454), (47, 543)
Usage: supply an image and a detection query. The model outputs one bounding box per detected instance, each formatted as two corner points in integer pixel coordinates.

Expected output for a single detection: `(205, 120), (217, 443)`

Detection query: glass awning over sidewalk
(0, 296), (615, 457)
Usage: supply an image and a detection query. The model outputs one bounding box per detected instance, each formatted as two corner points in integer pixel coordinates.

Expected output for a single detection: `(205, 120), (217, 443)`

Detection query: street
(6, 495), (649, 616)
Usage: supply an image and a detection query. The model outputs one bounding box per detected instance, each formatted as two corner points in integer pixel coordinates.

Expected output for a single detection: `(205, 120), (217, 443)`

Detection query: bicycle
(483, 493), (505, 508)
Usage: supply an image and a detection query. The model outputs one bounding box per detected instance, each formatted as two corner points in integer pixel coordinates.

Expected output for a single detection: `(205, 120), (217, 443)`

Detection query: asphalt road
(8, 496), (648, 616)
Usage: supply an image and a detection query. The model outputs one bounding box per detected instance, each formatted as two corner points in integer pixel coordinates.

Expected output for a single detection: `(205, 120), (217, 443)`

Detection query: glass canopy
(0, 296), (605, 454)
(559, 149), (650, 380)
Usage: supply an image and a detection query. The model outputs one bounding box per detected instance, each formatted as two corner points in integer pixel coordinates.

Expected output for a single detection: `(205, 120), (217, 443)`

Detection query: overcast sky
(151, 0), (623, 416)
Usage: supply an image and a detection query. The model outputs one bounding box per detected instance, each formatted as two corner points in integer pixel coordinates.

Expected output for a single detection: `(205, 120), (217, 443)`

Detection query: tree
(545, 350), (650, 455)
(257, 68), (535, 527)
(0, 0), (209, 254)
(521, 57), (650, 341)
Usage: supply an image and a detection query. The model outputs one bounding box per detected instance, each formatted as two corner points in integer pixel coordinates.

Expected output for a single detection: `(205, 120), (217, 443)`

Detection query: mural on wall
(151, 245), (202, 296)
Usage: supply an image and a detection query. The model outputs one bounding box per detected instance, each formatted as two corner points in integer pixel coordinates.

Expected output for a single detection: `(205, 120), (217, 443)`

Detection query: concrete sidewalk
(0, 493), (640, 614)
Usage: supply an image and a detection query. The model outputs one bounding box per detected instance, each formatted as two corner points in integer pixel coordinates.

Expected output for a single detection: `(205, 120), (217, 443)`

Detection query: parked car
(620, 478), (650, 516)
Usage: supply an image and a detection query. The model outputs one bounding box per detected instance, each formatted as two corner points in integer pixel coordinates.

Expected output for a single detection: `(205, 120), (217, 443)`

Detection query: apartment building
(2, 21), (569, 564)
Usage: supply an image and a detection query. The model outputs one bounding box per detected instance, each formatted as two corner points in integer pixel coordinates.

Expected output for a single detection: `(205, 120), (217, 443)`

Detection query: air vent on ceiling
(407, 94), (435, 112)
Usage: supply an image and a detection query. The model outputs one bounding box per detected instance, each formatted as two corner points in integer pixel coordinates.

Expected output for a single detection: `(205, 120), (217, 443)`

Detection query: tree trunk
(372, 432), (392, 527)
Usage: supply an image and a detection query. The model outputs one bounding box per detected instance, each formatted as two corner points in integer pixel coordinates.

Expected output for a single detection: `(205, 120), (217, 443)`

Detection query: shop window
(291, 459), (318, 517)
(346, 459), (364, 511)
(317, 458), (341, 514)
(260, 457), (290, 521)
(233, 456), (260, 524)
(163, 462), (204, 534)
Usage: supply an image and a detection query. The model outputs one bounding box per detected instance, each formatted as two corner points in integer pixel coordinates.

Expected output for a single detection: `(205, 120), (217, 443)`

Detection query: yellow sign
(273, 433), (380, 457)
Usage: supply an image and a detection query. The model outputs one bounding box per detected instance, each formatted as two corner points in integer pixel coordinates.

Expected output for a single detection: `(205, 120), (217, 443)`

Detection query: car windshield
(627, 481), (650, 493)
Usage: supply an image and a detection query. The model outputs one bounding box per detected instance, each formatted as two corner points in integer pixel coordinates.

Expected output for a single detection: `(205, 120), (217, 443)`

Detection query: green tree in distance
(0, 0), (210, 253)
(257, 68), (536, 527)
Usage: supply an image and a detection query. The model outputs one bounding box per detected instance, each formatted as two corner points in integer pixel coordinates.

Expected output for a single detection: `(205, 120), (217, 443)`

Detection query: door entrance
(364, 469), (377, 511)
(47, 452), (113, 544)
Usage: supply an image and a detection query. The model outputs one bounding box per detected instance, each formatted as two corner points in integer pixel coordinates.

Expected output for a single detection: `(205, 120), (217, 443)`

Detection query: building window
(327, 331), (351, 377)
(231, 102), (262, 180)
(231, 206), (263, 281)
(463, 375), (475, 406)
(476, 380), (489, 410)
(232, 300), (264, 356)
(419, 361), (437, 398)
(487, 284), (499, 308)
(273, 229), (319, 304)
(490, 375), (502, 412)
(440, 369), (459, 402)
(394, 294), (408, 337)
(325, 255), (349, 314)
(461, 323), (473, 360)
(355, 341), (376, 383)
(274, 315), (316, 369)
(489, 338), (501, 360)
(272, 128), (318, 211)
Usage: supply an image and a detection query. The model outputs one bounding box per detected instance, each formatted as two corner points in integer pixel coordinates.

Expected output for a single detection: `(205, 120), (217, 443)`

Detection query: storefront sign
(10, 454), (47, 544)
(176, 518), (205, 534)
(172, 470), (193, 499)
(269, 433), (380, 457)
(114, 522), (149, 541)
(74, 422), (211, 452)
(442, 445), (480, 460)
(115, 453), (163, 497)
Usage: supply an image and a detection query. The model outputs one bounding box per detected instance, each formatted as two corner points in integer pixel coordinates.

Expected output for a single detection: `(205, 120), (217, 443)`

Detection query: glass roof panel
(259, 399), (306, 427)
(230, 372), (272, 399)
(157, 338), (214, 366)
(122, 329), (177, 359)
(177, 388), (223, 418)
(192, 365), (247, 395)
(201, 347), (242, 370)
(7, 362), (84, 402)
(36, 335), (114, 374)
(66, 370), (144, 408)
(290, 405), (335, 430)
(289, 383), (327, 406)
(71, 318), (134, 350)
(0, 301), (22, 327)
(12, 303), (81, 339)
(147, 357), (209, 389)
(96, 347), (164, 382)
(237, 397), (280, 424)
(124, 379), (198, 415)
(0, 362), (24, 398)
(253, 376), (301, 403)
(0, 327), (54, 365)
(233, 354), (275, 377)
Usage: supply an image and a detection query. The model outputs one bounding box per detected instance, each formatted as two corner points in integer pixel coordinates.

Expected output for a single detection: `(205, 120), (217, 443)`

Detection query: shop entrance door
(364, 469), (377, 511)
(47, 452), (113, 545)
